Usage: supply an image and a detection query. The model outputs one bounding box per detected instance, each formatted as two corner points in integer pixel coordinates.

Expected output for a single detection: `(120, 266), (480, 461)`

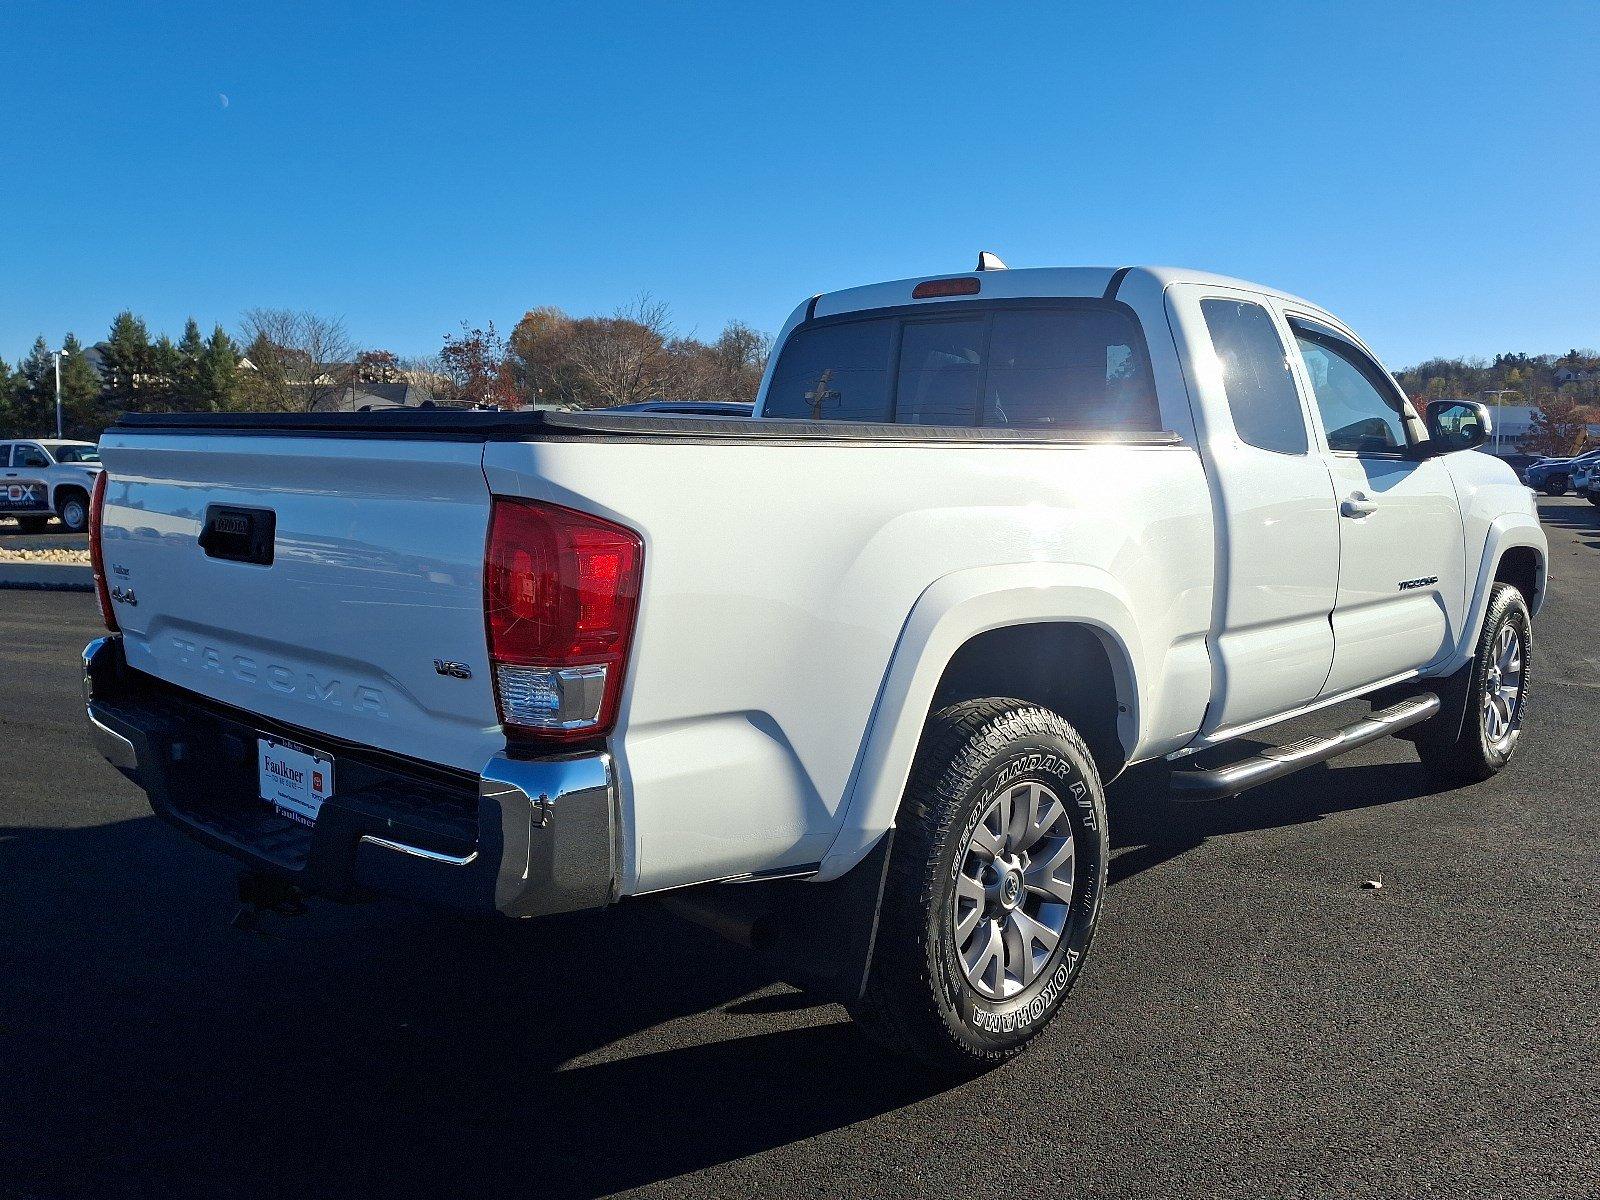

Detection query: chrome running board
(1171, 693), (1441, 802)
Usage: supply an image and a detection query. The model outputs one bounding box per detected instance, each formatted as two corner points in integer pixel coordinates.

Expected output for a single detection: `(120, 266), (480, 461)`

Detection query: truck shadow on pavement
(0, 745), (1455, 1199)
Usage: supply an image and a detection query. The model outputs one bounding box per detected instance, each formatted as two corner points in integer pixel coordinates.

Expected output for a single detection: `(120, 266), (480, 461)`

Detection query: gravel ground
(0, 546), (89, 563)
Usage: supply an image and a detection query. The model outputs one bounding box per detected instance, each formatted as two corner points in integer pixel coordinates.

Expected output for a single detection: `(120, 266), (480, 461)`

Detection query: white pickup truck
(83, 264), (1547, 1072)
(2, 438), (102, 532)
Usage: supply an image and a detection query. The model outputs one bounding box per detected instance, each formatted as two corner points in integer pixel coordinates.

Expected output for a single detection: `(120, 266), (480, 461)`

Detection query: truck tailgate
(98, 433), (502, 773)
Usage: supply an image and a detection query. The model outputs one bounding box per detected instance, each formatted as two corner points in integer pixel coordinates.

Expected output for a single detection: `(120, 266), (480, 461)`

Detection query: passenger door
(1169, 286), (1341, 735)
(1283, 312), (1467, 696)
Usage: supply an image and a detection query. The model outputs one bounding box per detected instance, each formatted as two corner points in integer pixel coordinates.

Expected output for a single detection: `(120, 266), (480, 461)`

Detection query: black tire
(851, 699), (1108, 1074)
(1542, 478), (1568, 496)
(55, 489), (89, 533)
(1415, 582), (1531, 785)
(1588, 493), (1600, 507)
(16, 515), (51, 535)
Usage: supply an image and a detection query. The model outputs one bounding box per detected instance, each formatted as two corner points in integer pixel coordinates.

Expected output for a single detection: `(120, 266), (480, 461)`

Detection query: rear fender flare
(816, 563), (1144, 881)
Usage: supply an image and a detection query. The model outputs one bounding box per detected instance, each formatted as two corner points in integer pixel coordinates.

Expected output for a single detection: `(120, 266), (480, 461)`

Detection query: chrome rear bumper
(83, 634), (617, 918)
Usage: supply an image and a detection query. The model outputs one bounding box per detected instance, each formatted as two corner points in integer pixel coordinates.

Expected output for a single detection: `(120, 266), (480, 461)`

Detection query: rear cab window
(762, 300), (1161, 431)
(1200, 298), (1309, 455)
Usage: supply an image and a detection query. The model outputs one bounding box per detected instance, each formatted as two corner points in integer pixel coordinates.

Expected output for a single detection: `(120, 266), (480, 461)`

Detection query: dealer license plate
(257, 736), (334, 826)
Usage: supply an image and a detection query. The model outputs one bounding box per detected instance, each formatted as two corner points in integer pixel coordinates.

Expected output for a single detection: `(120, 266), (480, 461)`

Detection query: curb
(0, 562), (95, 592)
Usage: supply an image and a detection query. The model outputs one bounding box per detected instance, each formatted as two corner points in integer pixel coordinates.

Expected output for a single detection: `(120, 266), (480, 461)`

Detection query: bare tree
(671, 320), (771, 404)
(565, 295), (678, 408)
(237, 309), (357, 412)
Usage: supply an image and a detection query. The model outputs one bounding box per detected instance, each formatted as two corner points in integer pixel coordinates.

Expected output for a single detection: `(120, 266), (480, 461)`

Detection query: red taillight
(484, 497), (643, 744)
(89, 471), (118, 633)
(912, 276), (981, 299)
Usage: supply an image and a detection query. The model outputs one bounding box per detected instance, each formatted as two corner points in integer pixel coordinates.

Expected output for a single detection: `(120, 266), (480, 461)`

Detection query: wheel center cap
(1000, 870), (1023, 909)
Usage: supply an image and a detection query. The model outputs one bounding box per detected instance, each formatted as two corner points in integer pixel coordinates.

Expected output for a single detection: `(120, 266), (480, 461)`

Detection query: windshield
(761, 301), (1160, 431)
(50, 445), (100, 463)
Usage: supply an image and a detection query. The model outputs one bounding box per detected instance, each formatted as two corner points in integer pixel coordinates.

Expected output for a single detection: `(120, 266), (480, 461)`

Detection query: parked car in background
(1486, 452), (1542, 477)
(83, 264), (1546, 1073)
(1572, 459), (1600, 505)
(1525, 449), (1600, 496)
(0, 438), (102, 533)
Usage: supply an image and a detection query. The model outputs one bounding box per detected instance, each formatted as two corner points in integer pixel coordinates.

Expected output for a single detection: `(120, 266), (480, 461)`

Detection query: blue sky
(2, 1), (1596, 369)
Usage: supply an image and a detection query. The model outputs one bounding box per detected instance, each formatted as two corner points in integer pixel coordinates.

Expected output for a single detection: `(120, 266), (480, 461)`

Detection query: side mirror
(1420, 399), (1491, 456)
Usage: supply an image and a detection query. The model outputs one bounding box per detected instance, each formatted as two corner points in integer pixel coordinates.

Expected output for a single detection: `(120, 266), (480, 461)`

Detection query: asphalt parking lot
(2, 498), (1597, 1200)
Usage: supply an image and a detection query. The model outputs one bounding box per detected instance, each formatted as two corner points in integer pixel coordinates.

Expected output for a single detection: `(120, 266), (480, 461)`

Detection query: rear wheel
(851, 699), (1108, 1074)
(1542, 477), (1569, 496)
(1415, 582), (1531, 784)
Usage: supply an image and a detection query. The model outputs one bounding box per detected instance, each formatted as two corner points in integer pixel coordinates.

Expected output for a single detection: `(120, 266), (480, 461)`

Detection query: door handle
(1340, 491), (1378, 518)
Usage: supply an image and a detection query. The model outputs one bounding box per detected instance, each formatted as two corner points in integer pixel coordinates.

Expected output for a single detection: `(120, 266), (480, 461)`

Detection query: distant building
(1473, 402), (1600, 454)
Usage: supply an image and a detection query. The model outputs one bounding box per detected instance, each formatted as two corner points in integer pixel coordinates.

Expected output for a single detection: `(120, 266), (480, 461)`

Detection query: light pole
(1480, 389), (1520, 456)
(50, 348), (70, 438)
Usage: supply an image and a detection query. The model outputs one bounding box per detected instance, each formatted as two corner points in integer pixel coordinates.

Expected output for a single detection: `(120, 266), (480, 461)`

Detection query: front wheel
(851, 699), (1108, 1074)
(56, 491), (89, 533)
(1415, 582), (1531, 784)
(1542, 478), (1569, 496)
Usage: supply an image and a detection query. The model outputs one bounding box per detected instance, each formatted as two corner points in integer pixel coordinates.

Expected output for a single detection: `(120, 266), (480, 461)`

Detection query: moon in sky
(219, 93), (230, 108)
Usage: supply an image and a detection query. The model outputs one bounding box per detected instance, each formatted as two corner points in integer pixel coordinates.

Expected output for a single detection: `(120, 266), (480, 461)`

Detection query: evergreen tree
(101, 311), (152, 407)
(16, 336), (54, 433)
(237, 331), (290, 410)
(195, 325), (239, 411)
(0, 357), (19, 437)
(148, 334), (180, 409)
(58, 333), (105, 436)
(175, 318), (206, 409)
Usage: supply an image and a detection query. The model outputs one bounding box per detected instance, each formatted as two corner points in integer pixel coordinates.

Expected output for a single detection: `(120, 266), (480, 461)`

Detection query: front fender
(1439, 512), (1547, 674)
(815, 563), (1146, 881)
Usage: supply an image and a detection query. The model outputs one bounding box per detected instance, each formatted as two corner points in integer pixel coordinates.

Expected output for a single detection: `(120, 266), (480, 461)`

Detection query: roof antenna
(975, 251), (1008, 272)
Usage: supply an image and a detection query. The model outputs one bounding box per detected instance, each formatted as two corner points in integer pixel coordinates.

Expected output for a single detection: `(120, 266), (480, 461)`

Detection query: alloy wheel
(952, 780), (1075, 1000)
(1482, 623), (1525, 751)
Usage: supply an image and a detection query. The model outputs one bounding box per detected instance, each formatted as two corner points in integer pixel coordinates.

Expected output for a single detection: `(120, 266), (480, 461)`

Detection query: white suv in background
(0, 439), (103, 533)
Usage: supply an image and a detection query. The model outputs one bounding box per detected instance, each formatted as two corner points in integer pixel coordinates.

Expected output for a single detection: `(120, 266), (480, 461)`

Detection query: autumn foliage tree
(503, 299), (768, 409)
(1523, 393), (1596, 457)
(437, 322), (516, 407)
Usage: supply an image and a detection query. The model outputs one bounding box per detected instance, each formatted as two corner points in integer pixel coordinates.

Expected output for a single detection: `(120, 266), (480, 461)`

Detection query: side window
(1200, 299), (1308, 455)
(1290, 318), (1409, 454)
(0, 445), (11, 468)
(761, 318), (895, 422)
(14, 445), (50, 469)
(895, 318), (985, 425)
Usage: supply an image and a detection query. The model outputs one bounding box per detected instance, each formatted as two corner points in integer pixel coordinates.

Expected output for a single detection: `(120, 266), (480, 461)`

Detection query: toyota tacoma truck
(82, 263), (1547, 1072)
(2, 438), (101, 532)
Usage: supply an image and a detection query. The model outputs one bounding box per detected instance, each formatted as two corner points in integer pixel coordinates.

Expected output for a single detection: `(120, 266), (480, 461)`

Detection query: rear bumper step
(1171, 693), (1441, 802)
(82, 635), (617, 918)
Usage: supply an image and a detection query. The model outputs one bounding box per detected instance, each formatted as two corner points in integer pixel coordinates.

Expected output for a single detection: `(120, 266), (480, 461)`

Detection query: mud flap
(655, 831), (895, 1006)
